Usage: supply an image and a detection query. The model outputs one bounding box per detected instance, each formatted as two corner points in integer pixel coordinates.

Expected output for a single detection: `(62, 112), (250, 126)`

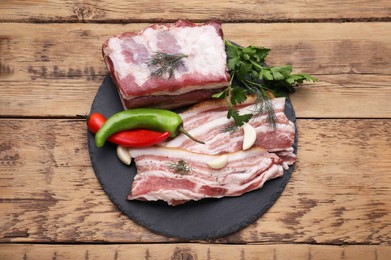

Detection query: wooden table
(1, 1), (390, 259)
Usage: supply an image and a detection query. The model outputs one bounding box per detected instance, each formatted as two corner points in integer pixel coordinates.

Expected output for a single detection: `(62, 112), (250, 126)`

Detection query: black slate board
(87, 75), (298, 240)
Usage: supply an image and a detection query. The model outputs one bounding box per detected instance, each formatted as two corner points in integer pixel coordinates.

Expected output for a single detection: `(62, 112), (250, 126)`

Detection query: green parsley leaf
(252, 46), (270, 62)
(212, 89), (227, 99)
(227, 107), (253, 127)
(272, 65), (292, 77)
(242, 46), (257, 56)
(262, 69), (274, 81)
(238, 62), (253, 77)
(227, 57), (239, 71)
(285, 73), (318, 85)
(225, 42), (238, 58)
(230, 86), (247, 106)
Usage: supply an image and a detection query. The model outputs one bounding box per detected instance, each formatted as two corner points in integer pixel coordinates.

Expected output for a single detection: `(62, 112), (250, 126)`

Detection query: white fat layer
(181, 110), (227, 128)
(272, 97), (286, 112)
(223, 157), (273, 184)
(138, 189), (202, 203)
(282, 162), (289, 170)
(130, 147), (268, 164)
(106, 24), (227, 87)
(173, 26), (226, 77)
(269, 147), (295, 153)
(107, 38), (149, 84)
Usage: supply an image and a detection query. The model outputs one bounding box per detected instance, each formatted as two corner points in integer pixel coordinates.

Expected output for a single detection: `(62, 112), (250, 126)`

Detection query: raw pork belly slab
(102, 20), (230, 109)
(128, 147), (285, 206)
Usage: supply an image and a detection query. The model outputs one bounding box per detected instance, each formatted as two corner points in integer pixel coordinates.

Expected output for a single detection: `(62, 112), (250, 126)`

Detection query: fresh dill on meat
(213, 40), (318, 128)
(168, 159), (192, 175)
(147, 52), (188, 79)
(221, 124), (239, 133)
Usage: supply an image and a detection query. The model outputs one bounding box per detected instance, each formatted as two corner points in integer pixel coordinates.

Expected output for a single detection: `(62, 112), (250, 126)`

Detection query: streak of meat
(102, 19), (230, 109)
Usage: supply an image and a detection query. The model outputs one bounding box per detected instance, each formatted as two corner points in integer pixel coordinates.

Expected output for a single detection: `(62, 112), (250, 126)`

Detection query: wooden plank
(0, 0), (390, 22)
(0, 244), (391, 260)
(0, 119), (390, 243)
(1, 74), (390, 118)
(0, 23), (390, 117)
(2, 22), (390, 76)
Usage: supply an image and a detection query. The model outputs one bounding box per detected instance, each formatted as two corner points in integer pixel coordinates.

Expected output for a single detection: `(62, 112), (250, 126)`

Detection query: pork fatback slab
(102, 20), (230, 109)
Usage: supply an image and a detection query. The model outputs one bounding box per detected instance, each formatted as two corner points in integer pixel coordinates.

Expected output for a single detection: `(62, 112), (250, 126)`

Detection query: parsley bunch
(213, 40), (318, 127)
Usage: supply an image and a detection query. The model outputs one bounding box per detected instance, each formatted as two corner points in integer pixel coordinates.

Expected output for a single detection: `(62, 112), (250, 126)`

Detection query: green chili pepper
(95, 108), (204, 147)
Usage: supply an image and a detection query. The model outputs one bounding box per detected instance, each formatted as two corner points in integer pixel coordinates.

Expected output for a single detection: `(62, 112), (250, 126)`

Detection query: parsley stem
(249, 60), (264, 71)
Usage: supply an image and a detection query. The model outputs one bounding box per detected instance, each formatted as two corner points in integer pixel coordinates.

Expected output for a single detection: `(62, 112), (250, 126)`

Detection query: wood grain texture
(1, 244), (391, 260)
(1, 119), (390, 244)
(291, 75), (391, 118)
(0, 23), (390, 117)
(1, 0), (390, 253)
(0, 0), (390, 22)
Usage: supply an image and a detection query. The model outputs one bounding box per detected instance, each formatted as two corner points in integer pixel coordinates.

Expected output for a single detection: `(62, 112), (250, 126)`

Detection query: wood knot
(0, 141), (20, 166)
(72, 1), (105, 21)
(171, 247), (197, 260)
(0, 61), (14, 77)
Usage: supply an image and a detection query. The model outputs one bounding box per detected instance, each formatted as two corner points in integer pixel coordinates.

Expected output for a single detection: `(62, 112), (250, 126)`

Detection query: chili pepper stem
(178, 127), (205, 144)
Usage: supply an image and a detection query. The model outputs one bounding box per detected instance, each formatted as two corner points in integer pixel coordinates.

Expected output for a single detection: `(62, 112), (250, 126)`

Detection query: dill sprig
(147, 52), (188, 79)
(241, 79), (277, 129)
(168, 160), (192, 175)
(221, 124), (239, 133)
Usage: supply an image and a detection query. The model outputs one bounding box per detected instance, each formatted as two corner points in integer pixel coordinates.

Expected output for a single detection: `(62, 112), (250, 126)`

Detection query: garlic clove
(242, 123), (257, 150)
(207, 154), (228, 169)
(117, 145), (132, 165)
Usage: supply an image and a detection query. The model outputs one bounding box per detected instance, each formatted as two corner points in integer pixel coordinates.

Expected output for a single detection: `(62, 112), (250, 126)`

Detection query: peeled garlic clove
(242, 123), (257, 150)
(207, 154), (228, 169)
(117, 145), (131, 165)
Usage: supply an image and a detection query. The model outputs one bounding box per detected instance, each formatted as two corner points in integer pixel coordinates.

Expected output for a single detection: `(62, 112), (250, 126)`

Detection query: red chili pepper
(87, 112), (170, 147)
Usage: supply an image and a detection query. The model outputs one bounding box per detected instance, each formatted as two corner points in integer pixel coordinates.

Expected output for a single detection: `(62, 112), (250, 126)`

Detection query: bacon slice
(162, 97), (296, 160)
(128, 147), (284, 206)
(102, 20), (230, 109)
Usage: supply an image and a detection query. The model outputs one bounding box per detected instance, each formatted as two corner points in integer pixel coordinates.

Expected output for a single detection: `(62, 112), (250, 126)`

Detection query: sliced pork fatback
(163, 97), (296, 157)
(102, 20), (230, 109)
(128, 147), (284, 206)
(126, 97), (296, 205)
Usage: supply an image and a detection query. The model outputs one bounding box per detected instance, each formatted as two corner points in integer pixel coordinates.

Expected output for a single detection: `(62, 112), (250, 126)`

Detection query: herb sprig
(213, 40), (318, 127)
(148, 52), (188, 79)
(221, 123), (239, 133)
(168, 159), (192, 175)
